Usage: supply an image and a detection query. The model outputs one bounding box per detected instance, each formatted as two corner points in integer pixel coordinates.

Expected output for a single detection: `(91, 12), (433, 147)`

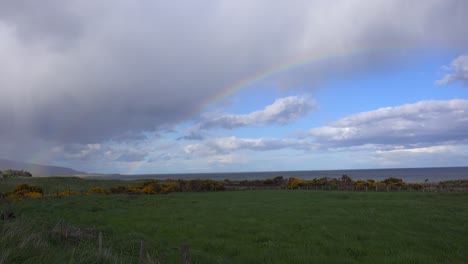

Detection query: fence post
(181, 243), (190, 264)
(98, 231), (103, 256)
(60, 221), (63, 241)
(139, 240), (144, 264)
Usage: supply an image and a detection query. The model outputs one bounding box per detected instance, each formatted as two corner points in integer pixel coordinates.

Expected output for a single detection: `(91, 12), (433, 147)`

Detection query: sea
(102, 167), (468, 183)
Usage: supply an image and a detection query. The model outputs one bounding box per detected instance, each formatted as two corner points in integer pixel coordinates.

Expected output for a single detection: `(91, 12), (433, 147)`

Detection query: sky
(1, 1), (468, 174)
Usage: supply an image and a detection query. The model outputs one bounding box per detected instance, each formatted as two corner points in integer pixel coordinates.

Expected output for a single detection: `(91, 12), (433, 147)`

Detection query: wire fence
(0, 215), (194, 264)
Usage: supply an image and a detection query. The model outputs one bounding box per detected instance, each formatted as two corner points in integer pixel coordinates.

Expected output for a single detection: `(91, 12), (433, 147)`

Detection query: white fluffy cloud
(178, 96), (317, 140)
(184, 136), (313, 155)
(437, 54), (468, 86)
(202, 96), (316, 129)
(185, 99), (468, 156)
(374, 145), (468, 167)
(310, 99), (468, 148)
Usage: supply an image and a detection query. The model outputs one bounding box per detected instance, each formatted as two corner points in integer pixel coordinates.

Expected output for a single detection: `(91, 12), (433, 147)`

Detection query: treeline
(0, 169), (32, 178)
(224, 176), (286, 188)
(1, 179), (226, 200)
(106, 179), (225, 195)
(2, 176), (467, 201)
(287, 175), (424, 191)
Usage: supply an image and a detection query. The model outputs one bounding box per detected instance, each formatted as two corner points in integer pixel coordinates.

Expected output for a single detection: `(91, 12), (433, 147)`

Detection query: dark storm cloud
(0, 1), (294, 145)
(1, 0), (468, 160)
(0, 0), (83, 50)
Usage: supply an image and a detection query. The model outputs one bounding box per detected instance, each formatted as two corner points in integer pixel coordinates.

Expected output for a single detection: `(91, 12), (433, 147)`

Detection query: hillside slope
(0, 159), (85, 176)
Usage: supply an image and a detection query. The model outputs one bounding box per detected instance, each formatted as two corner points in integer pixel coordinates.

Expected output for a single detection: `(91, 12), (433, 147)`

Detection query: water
(104, 167), (468, 183)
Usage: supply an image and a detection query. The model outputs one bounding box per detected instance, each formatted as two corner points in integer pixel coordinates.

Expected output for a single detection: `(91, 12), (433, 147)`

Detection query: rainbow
(30, 48), (396, 175)
(120, 49), (394, 174)
(189, 47), (392, 121)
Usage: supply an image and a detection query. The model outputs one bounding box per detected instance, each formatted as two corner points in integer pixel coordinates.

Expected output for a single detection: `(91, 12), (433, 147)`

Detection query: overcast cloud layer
(1, 1), (468, 169)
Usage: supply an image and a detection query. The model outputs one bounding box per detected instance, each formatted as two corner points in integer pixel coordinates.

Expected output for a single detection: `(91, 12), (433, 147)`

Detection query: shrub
(126, 186), (143, 194)
(140, 180), (164, 193)
(273, 176), (284, 182)
(355, 180), (367, 189)
(366, 180), (377, 188)
(110, 186), (128, 194)
(2, 169), (32, 177)
(87, 187), (109, 194)
(341, 175), (353, 184)
(407, 183), (424, 190)
(160, 183), (178, 194)
(288, 178), (305, 189)
(54, 190), (81, 196)
(181, 179), (225, 192)
(14, 184), (44, 195)
(142, 185), (156, 194)
(24, 192), (43, 199)
(263, 179), (276, 185)
(5, 193), (23, 200)
(382, 177), (405, 186)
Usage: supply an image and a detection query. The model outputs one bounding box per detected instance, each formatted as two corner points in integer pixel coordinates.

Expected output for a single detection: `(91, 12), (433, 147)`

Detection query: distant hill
(0, 159), (85, 176)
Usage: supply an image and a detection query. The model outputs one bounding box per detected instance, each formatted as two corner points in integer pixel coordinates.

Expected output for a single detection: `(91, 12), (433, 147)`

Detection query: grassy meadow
(1, 176), (467, 263)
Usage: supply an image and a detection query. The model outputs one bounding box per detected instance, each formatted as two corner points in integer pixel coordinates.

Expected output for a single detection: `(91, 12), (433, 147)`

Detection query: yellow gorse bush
(24, 192), (43, 199)
(87, 187), (109, 194)
(56, 190), (81, 196)
(142, 185), (155, 194)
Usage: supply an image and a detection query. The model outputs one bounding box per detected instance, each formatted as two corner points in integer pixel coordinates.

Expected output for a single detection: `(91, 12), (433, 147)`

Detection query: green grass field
(1, 185), (467, 263)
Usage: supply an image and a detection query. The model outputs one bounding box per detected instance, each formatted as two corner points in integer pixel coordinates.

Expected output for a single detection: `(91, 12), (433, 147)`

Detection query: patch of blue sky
(302, 49), (467, 125)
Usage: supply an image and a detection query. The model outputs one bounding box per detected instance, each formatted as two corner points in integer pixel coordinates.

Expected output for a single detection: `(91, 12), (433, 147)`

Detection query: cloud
(310, 99), (468, 148)
(185, 99), (468, 162)
(1, 1), (468, 163)
(178, 95), (316, 140)
(116, 150), (148, 162)
(207, 154), (248, 165)
(177, 124), (208, 141)
(52, 143), (148, 163)
(51, 143), (110, 161)
(199, 96), (317, 129)
(376, 145), (458, 155)
(184, 136), (313, 155)
(0, 1), (83, 50)
(373, 145), (468, 167)
(436, 54), (468, 86)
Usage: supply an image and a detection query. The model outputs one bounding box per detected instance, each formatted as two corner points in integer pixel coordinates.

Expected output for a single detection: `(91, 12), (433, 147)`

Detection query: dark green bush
(1, 169), (32, 178)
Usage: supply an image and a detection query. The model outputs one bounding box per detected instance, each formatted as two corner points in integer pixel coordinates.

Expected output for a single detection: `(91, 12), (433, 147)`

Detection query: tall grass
(0, 217), (167, 264)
